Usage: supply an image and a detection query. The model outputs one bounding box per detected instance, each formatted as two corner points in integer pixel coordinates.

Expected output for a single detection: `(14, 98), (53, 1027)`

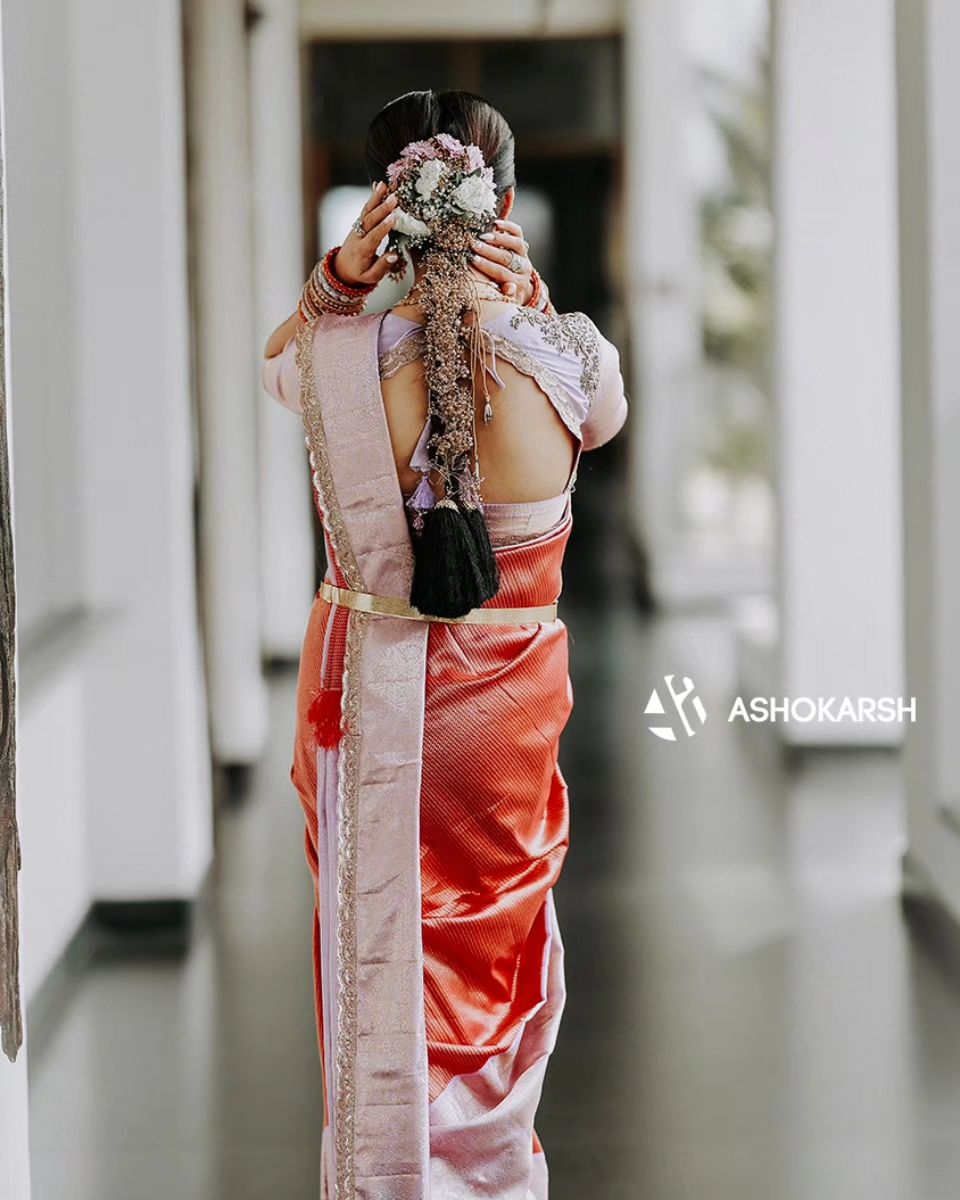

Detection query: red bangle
(322, 246), (375, 298)
(526, 269), (542, 309)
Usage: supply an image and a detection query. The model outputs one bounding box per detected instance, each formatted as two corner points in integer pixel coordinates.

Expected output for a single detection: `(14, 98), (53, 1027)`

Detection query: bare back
(381, 299), (579, 503)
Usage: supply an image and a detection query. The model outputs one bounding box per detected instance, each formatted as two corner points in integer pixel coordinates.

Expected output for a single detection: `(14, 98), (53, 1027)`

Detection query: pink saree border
(298, 315), (431, 1200)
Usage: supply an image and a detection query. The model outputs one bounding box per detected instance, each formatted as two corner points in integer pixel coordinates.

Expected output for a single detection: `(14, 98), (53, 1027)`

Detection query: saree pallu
(290, 314), (572, 1200)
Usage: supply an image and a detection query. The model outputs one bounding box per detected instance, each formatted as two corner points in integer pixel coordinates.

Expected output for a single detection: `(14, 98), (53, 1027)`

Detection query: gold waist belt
(319, 581), (558, 626)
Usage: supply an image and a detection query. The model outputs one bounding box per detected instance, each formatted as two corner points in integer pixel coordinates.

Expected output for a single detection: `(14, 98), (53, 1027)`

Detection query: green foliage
(696, 38), (772, 481)
(698, 50), (771, 374)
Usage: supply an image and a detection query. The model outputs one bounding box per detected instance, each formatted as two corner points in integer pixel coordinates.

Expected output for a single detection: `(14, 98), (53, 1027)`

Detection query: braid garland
(384, 137), (502, 616)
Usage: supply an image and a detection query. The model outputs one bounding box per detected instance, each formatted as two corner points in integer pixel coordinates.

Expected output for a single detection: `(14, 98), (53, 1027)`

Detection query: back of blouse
(263, 302), (627, 547)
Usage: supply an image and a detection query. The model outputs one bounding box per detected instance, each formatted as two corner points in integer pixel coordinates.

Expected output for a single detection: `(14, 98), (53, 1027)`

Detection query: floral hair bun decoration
(383, 134), (503, 620)
(385, 133), (498, 250)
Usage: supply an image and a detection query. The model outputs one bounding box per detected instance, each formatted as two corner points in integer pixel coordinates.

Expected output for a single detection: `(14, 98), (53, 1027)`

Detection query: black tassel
(411, 498), (496, 619)
(460, 505), (500, 599)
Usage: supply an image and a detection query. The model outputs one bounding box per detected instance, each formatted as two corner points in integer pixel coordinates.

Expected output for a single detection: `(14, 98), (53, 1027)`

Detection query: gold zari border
(296, 320), (363, 592)
(296, 317), (365, 1200)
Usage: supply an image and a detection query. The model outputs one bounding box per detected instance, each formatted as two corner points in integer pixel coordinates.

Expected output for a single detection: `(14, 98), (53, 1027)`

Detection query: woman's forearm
(265, 311), (301, 360)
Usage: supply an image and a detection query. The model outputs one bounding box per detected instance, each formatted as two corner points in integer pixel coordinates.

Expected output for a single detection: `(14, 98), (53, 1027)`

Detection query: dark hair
(364, 90), (516, 200)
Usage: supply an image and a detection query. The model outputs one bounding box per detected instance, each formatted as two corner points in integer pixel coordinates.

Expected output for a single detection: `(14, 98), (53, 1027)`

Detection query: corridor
(25, 479), (960, 1200)
(6, 1), (960, 1195)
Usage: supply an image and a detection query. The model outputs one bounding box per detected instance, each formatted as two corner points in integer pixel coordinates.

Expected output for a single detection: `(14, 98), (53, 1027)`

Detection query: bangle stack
(299, 247), (374, 322)
(526, 268), (554, 315)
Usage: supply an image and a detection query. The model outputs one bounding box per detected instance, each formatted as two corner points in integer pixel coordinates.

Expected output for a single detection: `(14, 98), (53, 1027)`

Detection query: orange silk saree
(290, 314), (572, 1200)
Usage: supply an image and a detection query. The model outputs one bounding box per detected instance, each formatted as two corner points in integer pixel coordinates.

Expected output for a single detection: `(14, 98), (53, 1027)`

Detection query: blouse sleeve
(581, 333), (627, 451)
(262, 332), (302, 416)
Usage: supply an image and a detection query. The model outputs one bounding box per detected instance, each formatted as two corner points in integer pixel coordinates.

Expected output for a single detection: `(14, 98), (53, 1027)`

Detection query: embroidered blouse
(263, 304), (627, 544)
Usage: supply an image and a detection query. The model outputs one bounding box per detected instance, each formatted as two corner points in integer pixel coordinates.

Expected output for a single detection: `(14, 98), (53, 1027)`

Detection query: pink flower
(434, 132), (466, 156)
(403, 140), (439, 162)
(387, 139), (440, 183)
(464, 144), (486, 173)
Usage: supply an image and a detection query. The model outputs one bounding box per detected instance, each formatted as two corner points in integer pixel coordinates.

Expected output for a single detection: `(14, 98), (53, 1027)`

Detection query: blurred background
(2, 0), (960, 1197)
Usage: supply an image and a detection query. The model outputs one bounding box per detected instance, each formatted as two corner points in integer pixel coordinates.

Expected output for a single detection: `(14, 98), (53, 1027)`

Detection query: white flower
(392, 209), (431, 239)
(450, 174), (497, 216)
(414, 159), (445, 198)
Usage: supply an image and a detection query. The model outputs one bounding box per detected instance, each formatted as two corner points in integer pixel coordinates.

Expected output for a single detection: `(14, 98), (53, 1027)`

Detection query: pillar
(188, 0), (269, 761)
(770, 0), (903, 745)
(896, 0), (960, 914)
(249, 0), (314, 661)
(63, 0), (214, 900)
(622, 0), (703, 598)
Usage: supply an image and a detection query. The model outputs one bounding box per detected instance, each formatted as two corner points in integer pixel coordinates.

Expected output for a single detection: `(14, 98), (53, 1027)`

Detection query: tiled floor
(27, 477), (960, 1198)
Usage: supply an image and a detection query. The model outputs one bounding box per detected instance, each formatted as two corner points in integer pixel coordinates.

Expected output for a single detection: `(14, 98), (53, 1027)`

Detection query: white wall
(16, 667), (90, 999)
(3, 0), (83, 639)
(3, 0), (213, 1005)
(2, 7), (35, 1194)
(0, 1038), (31, 1200)
(4, 0), (93, 1008)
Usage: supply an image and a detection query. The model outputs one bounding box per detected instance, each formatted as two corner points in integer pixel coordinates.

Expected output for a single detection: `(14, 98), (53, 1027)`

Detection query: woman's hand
(334, 182), (400, 288)
(471, 219), (535, 303)
(333, 190), (537, 302)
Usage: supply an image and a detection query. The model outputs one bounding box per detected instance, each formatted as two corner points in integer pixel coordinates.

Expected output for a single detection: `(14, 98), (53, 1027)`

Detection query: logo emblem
(644, 675), (707, 741)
